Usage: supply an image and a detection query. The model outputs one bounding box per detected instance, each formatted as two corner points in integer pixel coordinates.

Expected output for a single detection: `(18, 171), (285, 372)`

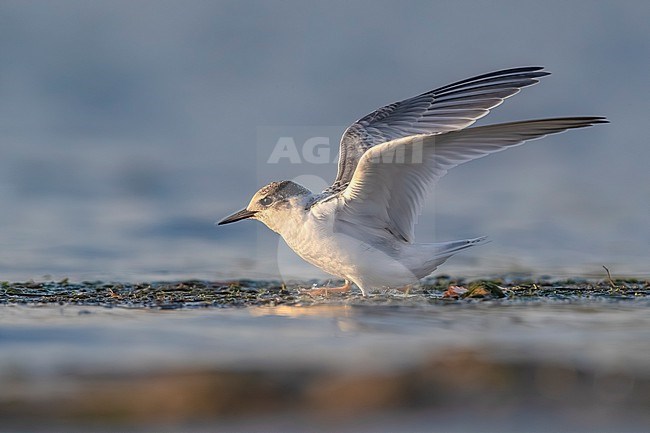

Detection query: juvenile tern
(219, 67), (607, 295)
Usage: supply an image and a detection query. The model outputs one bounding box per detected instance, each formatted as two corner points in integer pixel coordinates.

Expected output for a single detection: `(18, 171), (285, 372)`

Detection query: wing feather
(335, 117), (607, 243)
(327, 67), (550, 194)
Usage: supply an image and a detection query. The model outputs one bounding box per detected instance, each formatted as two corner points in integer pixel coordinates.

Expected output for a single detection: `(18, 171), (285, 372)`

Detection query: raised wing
(327, 66), (550, 195)
(335, 117), (607, 244)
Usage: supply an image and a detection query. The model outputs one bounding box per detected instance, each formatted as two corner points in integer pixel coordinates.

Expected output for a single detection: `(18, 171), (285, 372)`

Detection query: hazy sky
(0, 1), (648, 280)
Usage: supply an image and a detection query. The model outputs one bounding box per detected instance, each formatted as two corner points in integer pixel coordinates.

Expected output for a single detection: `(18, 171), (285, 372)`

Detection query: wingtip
(523, 66), (551, 80)
(507, 65), (550, 75)
(581, 116), (610, 125)
(471, 235), (490, 245)
(528, 65), (550, 73)
(557, 116), (610, 126)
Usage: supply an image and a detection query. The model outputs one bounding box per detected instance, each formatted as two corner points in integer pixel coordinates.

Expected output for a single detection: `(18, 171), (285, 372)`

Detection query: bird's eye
(260, 197), (273, 206)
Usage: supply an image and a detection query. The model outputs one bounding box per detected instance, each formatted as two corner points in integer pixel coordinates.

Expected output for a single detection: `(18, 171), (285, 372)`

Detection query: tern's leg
(395, 285), (413, 296)
(300, 280), (351, 296)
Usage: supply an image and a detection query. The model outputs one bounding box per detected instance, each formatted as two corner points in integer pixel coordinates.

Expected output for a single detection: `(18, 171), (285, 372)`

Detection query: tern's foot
(394, 285), (413, 296)
(300, 280), (351, 297)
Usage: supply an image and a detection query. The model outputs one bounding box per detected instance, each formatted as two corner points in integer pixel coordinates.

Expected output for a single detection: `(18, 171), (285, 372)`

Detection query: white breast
(275, 198), (420, 289)
(274, 199), (351, 279)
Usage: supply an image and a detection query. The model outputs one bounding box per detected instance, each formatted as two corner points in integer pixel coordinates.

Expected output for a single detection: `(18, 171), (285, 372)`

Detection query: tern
(219, 67), (607, 296)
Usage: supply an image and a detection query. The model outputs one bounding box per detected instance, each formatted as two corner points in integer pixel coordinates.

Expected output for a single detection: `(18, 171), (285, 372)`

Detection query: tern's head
(218, 180), (312, 231)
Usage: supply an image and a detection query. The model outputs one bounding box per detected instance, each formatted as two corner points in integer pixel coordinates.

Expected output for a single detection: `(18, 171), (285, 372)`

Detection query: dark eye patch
(260, 197), (273, 206)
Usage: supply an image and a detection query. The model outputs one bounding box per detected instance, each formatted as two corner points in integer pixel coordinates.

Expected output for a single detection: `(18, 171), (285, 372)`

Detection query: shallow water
(2, 300), (649, 376)
(1, 279), (649, 432)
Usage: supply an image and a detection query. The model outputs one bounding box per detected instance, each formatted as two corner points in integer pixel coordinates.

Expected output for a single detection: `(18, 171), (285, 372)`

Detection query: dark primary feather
(325, 66), (550, 196)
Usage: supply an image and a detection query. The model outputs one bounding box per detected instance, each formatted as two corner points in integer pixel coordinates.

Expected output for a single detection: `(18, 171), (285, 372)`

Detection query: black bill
(217, 208), (257, 225)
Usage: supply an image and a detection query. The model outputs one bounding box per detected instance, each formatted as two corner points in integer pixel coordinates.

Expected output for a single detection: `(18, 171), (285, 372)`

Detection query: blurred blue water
(2, 301), (649, 432)
(0, 1), (648, 281)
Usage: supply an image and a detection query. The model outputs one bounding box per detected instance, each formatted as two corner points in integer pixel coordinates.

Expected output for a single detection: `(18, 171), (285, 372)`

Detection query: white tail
(409, 236), (488, 279)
